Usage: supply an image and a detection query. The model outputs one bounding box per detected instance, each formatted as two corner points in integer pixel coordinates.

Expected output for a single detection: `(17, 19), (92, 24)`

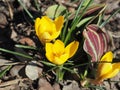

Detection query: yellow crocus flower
(35, 16), (64, 44)
(94, 51), (120, 84)
(45, 40), (79, 65)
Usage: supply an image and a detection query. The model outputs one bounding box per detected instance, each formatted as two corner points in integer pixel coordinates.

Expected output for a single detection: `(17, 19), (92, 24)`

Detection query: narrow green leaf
(77, 16), (93, 27)
(62, 67), (75, 73)
(34, 0), (40, 11)
(97, 13), (104, 26)
(85, 4), (106, 26)
(47, 67), (58, 73)
(0, 65), (12, 78)
(40, 61), (56, 67)
(61, 11), (69, 42)
(15, 44), (36, 50)
(17, 0), (34, 22)
(0, 48), (33, 59)
(64, 62), (74, 66)
(82, 0), (93, 7)
(100, 8), (120, 27)
(71, 0), (93, 29)
(64, 0), (93, 45)
(84, 70), (88, 77)
(71, 0), (85, 25)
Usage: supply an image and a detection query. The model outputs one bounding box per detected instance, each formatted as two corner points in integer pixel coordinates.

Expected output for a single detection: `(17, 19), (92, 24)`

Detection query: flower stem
(56, 65), (64, 82)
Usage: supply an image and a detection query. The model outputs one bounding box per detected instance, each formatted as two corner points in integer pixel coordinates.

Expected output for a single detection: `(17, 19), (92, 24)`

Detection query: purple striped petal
(83, 24), (110, 62)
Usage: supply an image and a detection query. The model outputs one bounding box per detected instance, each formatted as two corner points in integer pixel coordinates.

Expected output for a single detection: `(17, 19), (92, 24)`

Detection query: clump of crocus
(93, 51), (120, 84)
(45, 40), (79, 65)
(35, 16), (64, 44)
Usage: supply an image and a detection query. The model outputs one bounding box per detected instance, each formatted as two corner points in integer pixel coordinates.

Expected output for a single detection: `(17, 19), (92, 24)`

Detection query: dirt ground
(0, 0), (120, 90)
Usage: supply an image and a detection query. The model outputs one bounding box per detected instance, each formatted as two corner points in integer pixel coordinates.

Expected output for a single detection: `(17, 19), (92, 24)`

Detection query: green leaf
(0, 65), (12, 78)
(47, 67), (58, 73)
(62, 67), (75, 73)
(77, 16), (93, 27)
(18, 0), (34, 22)
(40, 61), (56, 67)
(45, 5), (66, 19)
(61, 11), (69, 42)
(15, 44), (36, 50)
(82, 0), (93, 7)
(64, 0), (94, 45)
(84, 70), (88, 77)
(100, 8), (120, 27)
(71, 0), (85, 24)
(0, 48), (33, 59)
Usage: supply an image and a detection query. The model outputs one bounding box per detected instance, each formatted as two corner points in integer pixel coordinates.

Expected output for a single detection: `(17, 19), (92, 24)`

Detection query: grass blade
(77, 16), (93, 27)
(0, 48), (33, 59)
(71, 0), (85, 25)
(100, 8), (120, 28)
(64, 0), (93, 45)
(40, 61), (56, 67)
(18, 0), (34, 22)
(0, 65), (12, 78)
(61, 11), (69, 41)
(15, 44), (36, 50)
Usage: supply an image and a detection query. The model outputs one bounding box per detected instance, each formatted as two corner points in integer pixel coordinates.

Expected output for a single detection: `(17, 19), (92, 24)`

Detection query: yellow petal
(45, 43), (54, 62)
(95, 52), (118, 83)
(65, 41), (79, 58)
(43, 16), (53, 22)
(45, 40), (69, 65)
(101, 63), (120, 79)
(53, 53), (69, 65)
(35, 16), (63, 44)
(51, 16), (64, 39)
(53, 40), (65, 56)
(104, 63), (120, 79)
(54, 16), (64, 32)
(98, 51), (113, 70)
(97, 63), (112, 78)
(40, 32), (52, 44)
(39, 16), (56, 34)
(100, 51), (113, 62)
(35, 18), (41, 36)
(112, 63), (120, 69)
(99, 69), (119, 81)
(96, 63), (112, 82)
(51, 31), (61, 40)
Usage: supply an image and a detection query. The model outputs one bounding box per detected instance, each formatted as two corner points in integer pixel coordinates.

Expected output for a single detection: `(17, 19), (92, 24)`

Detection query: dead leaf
(0, 59), (19, 66)
(0, 84), (16, 90)
(53, 83), (61, 90)
(62, 80), (80, 90)
(0, 78), (27, 87)
(10, 29), (17, 41)
(14, 47), (31, 62)
(25, 61), (43, 80)
(0, 13), (8, 28)
(10, 65), (25, 77)
(19, 37), (35, 47)
(5, 0), (13, 19)
(38, 78), (53, 90)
